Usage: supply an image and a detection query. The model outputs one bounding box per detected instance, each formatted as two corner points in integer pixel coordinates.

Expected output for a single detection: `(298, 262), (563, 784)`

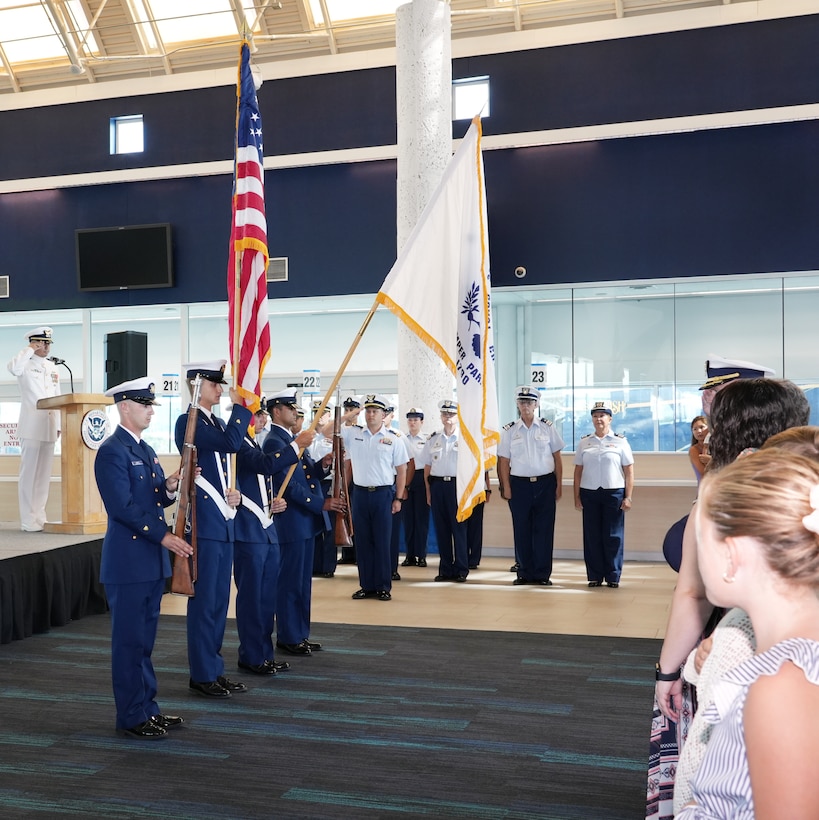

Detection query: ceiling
(0, 0), (759, 96)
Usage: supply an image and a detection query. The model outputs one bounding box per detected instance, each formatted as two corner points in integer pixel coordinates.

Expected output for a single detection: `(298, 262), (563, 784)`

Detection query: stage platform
(0, 523), (107, 645)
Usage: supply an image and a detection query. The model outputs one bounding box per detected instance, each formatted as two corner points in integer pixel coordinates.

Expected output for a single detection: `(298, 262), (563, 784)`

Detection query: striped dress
(676, 637), (819, 819)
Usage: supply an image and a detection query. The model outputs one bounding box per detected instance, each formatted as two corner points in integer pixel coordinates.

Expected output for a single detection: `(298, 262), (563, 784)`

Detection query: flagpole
(275, 297), (380, 498)
(229, 249), (242, 488)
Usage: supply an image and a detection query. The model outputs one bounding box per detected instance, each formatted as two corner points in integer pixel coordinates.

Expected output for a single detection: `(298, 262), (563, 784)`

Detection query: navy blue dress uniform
(233, 423), (299, 675)
(384, 405), (405, 579)
(342, 394), (409, 600)
(401, 407), (430, 567)
(174, 361), (252, 697)
(466, 472), (491, 569)
(573, 401), (635, 587)
(497, 385), (565, 586)
(262, 390), (329, 655)
(94, 378), (183, 738)
(311, 449), (337, 577)
(421, 400), (469, 582)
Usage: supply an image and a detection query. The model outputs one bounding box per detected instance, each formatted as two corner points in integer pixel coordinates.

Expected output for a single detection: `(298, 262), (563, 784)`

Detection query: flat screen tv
(76, 223), (174, 291)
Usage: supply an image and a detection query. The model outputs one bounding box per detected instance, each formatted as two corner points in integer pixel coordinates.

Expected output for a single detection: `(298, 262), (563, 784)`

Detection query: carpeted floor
(0, 614), (658, 819)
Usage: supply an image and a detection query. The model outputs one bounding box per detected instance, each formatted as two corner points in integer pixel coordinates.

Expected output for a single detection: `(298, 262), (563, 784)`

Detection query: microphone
(48, 356), (66, 366)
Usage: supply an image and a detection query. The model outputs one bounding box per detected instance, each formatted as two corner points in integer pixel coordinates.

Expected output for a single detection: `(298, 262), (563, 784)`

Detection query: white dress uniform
(7, 327), (61, 531)
(574, 428), (634, 584)
(497, 415), (565, 583)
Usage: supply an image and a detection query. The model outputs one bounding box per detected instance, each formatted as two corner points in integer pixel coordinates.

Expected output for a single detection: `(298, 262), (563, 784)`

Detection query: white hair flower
(802, 485), (819, 535)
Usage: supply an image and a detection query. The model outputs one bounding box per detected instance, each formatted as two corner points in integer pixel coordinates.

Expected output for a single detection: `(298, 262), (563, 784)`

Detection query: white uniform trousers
(19, 438), (55, 531)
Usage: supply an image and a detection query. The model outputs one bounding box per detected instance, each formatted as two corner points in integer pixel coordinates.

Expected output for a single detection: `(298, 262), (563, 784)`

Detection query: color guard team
(89, 358), (631, 738)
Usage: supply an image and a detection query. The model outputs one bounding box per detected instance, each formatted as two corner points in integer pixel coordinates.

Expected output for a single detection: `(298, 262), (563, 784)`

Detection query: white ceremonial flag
(376, 117), (499, 521)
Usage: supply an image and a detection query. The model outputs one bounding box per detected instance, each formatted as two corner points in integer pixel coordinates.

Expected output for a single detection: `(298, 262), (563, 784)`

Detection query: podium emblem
(81, 409), (111, 450)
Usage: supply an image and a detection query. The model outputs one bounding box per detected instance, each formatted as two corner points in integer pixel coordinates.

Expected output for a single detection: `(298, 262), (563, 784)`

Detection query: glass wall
(1, 272), (816, 454)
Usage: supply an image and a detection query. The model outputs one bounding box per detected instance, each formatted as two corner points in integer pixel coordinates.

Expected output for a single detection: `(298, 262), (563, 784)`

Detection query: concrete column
(395, 0), (454, 425)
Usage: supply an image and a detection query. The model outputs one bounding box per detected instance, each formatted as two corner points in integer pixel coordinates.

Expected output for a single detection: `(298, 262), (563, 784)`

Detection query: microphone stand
(50, 358), (74, 393)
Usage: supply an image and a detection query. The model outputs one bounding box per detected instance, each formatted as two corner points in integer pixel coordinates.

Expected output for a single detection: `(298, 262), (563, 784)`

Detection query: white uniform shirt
(7, 348), (60, 441)
(342, 424), (409, 486)
(405, 432), (430, 469)
(420, 429), (459, 477)
(497, 418), (564, 477)
(574, 431), (634, 489)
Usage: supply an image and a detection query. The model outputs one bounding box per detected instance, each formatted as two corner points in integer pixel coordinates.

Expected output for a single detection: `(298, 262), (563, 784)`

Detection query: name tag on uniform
(131, 460), (144, 466)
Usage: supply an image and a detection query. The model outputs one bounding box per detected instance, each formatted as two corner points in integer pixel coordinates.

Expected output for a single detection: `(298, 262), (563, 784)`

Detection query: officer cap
(254, 397), (269, 416)
(363, 394), (389, 411)
(515, 385), (539, 402)
(26, 326), (54, 343)
(699, 355), (775, 390)
(590, 401), (612, 416)
(406, 407), (424, 420)
(439, 399), (459, 413)
(184, 360), (228, 384)
(268, 389), (298, 408)
(342, 396), (361, 409)
(105, 377), (160, 406)
(296, 408), (305, 418)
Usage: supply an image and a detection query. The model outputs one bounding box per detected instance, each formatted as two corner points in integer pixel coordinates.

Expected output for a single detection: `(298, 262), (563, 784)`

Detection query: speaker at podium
(105, 331), (148, 390)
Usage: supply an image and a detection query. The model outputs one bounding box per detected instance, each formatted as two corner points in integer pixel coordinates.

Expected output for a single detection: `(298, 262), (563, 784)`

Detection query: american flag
(228, 40), (270, 412)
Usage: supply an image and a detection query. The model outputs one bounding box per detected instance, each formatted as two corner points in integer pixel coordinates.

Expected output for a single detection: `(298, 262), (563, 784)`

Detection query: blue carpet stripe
(0, 732), (55, 747)
(68, 735), (230, 759)
(538, 749), (645, 771)
(282, 787), (536, 818)
(0, 790), (243, 819)
(198, 716), (643, 771)
(0, 762), (102, 776)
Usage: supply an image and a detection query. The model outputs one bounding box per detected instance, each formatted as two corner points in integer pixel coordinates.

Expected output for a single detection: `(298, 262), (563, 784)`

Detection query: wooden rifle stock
(170, 376), (201, 596)
(332, 406), (354, 547)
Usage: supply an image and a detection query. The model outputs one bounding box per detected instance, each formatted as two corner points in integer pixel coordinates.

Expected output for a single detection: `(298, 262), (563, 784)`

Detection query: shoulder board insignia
(352, 423), (363, 429)
(581, 433), (592, 439)
(388, 428), (402, 437)
(503, 421), (515, 430)
(538, 418), (553, 427)
(615, 432), (625, 438)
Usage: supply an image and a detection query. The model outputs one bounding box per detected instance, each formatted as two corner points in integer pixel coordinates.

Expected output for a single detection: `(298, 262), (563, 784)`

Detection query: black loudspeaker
(105, 331), (148, 391)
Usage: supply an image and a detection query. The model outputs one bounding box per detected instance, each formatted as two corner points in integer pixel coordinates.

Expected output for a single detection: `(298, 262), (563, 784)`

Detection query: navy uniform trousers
(508, 473), (557, 582)
(579, 487), (625, 584)
(403, 470), (429, 563)
(429, 478), (468, 579)
(352, 484), (394, 593)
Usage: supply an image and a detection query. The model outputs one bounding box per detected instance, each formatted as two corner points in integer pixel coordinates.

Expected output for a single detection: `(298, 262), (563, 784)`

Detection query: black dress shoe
(151, 714), (184, 729)
(588, 581), (603, 587)
(189, 679), (231, 698)
(455, 575), (467, 583)
(434, 575), (454, 582)
(315, 572), (334, 578)
(512, 578), (529, 586)
(400, 558), (415, 567)
(606, 581), (620, 588)
(417, 558), (427, 567)
(391, 571), (401, 581)
(238, 659), (277, 675)
(272, 660), (291, 671)
(277, 640), (311, 655)
(304, 641), (322, 652)
(217, 675), (247, 692)
(351, 588), (373, 600)
(119, 719), (167, 739)
(468, 564), (479, 570)
(510, 562), (520, 572)
(537, 580), (553, 586)
(376, 590), (392, 601)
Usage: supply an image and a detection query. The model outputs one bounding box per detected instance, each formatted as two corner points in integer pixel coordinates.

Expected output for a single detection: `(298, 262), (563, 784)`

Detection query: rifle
(170, 375), (201, 596)
(332, 406), (354, 547)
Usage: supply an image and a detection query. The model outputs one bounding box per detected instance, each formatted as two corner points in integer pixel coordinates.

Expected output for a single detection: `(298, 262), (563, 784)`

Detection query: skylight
(308, 0), (404, 27)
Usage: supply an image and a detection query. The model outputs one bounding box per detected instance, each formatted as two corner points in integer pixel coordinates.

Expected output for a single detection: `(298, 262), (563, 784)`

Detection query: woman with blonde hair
(676, 449), (819, 818)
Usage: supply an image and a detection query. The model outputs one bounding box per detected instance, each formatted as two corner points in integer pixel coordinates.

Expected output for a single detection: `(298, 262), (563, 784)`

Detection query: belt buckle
(443, 476), (452, 482)
(529, 476), (538, 483)
(367, 486), (377, 492)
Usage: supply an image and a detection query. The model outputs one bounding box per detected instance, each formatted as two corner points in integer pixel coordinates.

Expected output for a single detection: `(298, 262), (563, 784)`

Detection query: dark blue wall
(1, 14), (819, 310)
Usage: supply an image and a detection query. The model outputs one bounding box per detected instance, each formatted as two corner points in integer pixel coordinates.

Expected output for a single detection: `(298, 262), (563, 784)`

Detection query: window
(110, 115), (144, 155)
(453, 76), (490, 120)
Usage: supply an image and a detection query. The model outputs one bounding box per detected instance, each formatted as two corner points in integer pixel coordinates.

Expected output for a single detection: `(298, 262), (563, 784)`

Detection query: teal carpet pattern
(0, 615), (658, 818)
